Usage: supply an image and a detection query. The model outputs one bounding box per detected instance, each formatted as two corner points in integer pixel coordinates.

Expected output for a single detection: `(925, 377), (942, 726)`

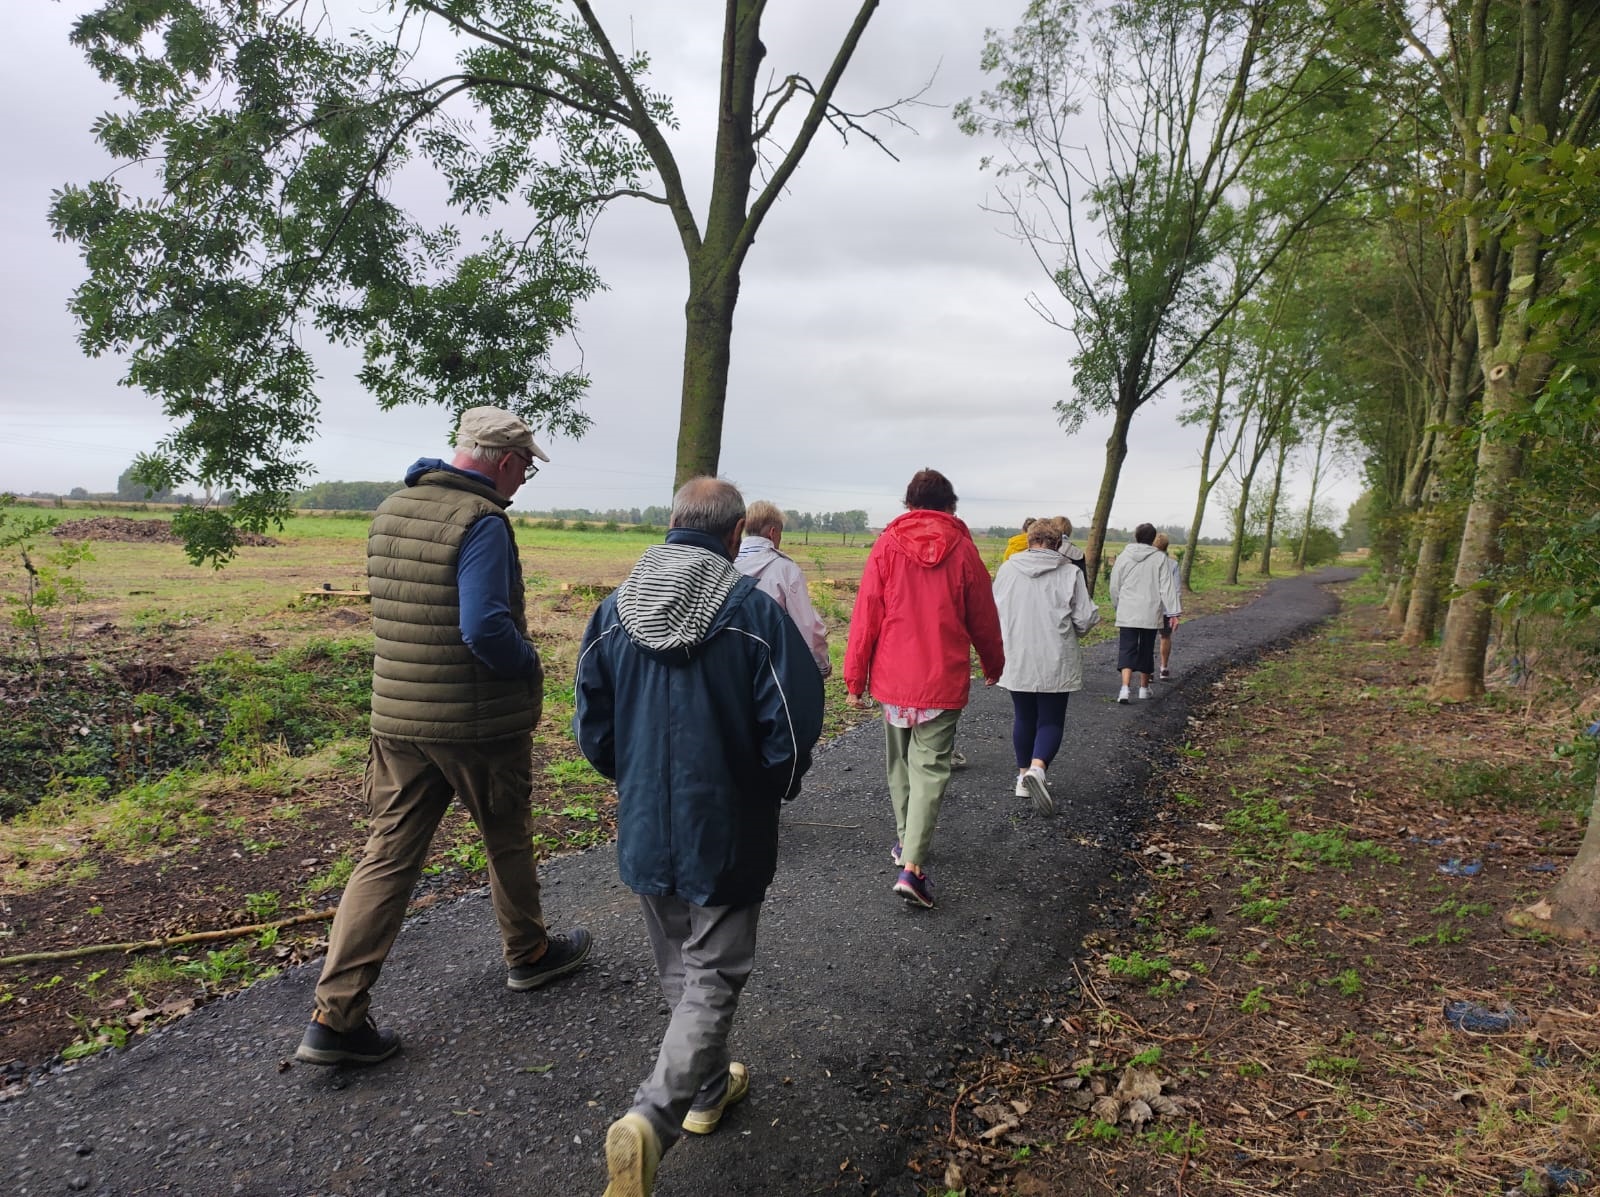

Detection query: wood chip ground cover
(911, 590), (1600, 1197)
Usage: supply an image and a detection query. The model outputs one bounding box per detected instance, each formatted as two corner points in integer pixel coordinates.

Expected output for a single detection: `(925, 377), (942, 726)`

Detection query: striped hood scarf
(615, 543), (741, 653)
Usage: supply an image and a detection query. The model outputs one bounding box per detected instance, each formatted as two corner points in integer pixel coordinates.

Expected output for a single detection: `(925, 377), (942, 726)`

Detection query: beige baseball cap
(455, 406), (550, 461)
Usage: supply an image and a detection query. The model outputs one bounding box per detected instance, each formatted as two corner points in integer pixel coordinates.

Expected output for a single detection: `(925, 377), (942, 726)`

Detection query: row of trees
(960, 0), (1597, 689)
(781, 510), (870, 544)
(963, 0), (1596, 932)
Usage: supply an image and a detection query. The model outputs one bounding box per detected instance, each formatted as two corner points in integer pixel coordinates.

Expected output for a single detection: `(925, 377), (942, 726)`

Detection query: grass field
(0, 500), (1284, 1067)
(0, 499), (1281, 854)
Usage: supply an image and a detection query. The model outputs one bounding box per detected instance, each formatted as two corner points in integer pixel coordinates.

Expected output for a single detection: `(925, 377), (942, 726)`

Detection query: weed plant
(0, 636), (369, 817)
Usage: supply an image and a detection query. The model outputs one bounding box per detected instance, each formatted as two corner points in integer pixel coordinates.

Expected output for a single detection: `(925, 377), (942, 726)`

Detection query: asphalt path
(3, 568), (1357, 1197)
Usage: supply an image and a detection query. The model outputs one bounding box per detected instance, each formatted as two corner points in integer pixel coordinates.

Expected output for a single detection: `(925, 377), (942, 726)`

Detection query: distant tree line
(25, 464), (229, 505)
(516, 506), (673, 526)
(293, 481), (404, 510)
(982, 521), (1202, 546)
(781, 510), (869, 545)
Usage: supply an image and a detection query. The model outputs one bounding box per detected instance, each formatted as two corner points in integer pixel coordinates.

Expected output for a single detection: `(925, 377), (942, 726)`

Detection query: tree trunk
(1431, 401), (1522, 699)
(1083, 401), (1135, 597)
(1257, 438), (1289, 576)
(1402, 308), (1477, 644)
(1293, 418), (1331, 569)
(1400, 516), (1451, 645)
(1182, 369), (1234, 592)
(1224, 442), (1262, 587)
(1429, 0), (1568, 700)
(1226, 408), (1275, 587)
(1508, 772), (1600, 940)
(1182, 478), (1212, 593)
(673, 266), (741, 486)
(648, 0), (880, 488)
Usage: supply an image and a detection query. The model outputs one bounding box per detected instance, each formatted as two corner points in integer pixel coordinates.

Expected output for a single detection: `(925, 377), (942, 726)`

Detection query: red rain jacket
(844, 509), (1005, 709)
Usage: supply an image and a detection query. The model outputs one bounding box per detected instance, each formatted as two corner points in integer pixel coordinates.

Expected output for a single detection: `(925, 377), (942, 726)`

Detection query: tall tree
(1500, 140), (1600, 936)
(1375, 0), (1600, 698)
(51, 1), (891, 564)
(959, 0), (1383, 591)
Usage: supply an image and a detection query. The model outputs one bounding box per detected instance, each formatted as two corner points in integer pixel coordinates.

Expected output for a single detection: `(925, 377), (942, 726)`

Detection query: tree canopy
(52, 1), (891, 564)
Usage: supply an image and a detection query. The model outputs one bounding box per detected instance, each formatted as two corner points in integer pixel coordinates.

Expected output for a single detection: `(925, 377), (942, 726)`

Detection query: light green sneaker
(602, 1112), (659, 1197)
(681, 1061), (750, 1135)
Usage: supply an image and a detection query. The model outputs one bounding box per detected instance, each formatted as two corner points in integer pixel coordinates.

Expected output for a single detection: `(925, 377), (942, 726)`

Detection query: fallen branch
(0, 889), (467, 969)
(0, 907), (342, 967)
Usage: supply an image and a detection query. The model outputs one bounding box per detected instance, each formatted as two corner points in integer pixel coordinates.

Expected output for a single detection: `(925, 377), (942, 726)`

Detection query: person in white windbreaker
(1108, 523), (1181, 703)
(992, 519), (1101, 816)
(733, 500), (832, 677)
(1152, 532), (1183, 679)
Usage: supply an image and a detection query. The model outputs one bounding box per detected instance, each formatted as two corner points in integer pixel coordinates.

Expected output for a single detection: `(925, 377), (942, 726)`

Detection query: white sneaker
(1117, 685), (1131, 703)
(1023, 765), (1055, 816)
(1138, 686), (1151, 700)
(1014, 774), (1030, 798)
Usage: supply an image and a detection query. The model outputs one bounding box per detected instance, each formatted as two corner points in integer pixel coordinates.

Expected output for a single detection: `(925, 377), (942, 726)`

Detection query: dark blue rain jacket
(573, 536), (825, 907)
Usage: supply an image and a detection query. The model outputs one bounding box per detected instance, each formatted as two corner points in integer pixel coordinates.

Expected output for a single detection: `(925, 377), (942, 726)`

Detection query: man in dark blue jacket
(574, 477), (824, 1197)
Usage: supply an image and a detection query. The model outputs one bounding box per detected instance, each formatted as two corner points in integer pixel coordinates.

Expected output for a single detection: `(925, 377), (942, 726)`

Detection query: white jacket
(1109, 542), (1181, 629)
(993, 548), (1101, 692)
(734, 535), (832, 677)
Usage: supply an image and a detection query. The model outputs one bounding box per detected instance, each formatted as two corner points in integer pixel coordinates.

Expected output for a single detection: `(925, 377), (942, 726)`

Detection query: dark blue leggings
(1010, 691), (1071, 768)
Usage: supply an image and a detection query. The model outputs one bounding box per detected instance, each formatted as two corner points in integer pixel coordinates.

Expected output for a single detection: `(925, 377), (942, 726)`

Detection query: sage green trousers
(884, 709), (960, 869)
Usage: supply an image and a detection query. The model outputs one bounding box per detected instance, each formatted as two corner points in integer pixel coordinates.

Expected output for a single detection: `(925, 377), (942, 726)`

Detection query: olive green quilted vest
(367, 470), (541, 743)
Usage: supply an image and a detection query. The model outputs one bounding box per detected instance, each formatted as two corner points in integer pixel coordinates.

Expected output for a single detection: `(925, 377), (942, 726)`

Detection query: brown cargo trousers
(311, 733), (547, 1031)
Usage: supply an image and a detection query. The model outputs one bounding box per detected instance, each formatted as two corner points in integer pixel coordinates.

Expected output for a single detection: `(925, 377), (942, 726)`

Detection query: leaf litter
(908, 595), (1600, 1195)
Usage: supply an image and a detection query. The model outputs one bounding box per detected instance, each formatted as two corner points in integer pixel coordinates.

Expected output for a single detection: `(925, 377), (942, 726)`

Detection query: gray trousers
(632, 895), (761, 1151)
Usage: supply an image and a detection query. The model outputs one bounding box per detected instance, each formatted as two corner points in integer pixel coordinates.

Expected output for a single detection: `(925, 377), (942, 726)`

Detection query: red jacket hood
(882, 509), (970, 568)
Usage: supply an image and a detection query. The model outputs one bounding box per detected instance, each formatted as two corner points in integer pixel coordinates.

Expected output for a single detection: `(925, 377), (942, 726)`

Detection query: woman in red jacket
(844, 469), (1005, 908)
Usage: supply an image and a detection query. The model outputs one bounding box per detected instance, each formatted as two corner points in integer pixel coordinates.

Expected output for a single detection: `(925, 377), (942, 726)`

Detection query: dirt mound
(51, 517), (279, 547)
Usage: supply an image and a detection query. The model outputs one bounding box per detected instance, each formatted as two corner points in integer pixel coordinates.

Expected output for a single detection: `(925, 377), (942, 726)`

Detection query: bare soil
(912, 597), (1600, 1196)
(51, 516), (281, 547)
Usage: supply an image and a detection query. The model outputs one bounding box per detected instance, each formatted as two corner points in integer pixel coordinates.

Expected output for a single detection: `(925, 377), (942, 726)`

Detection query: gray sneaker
(507, 927), (593, 991)
(294, 1015), (401, 1067)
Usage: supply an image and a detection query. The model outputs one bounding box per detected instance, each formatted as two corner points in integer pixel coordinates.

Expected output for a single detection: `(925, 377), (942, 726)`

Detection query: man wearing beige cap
(296, 406), (591, 1067)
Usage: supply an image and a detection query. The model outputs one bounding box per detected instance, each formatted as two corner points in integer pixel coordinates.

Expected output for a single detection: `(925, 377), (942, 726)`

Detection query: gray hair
(670, 477), (746, 539)
(458, 444), (515, 469)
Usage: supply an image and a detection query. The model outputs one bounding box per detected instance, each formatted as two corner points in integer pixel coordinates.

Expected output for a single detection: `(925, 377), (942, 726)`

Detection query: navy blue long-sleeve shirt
(403, 458), (538, 680)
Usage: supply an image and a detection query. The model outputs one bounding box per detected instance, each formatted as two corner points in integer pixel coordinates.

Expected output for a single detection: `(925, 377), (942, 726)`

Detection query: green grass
(305, 854), (355, 896)
(1105, 950), (1172, 984)
(1287, 829), (1401, 869)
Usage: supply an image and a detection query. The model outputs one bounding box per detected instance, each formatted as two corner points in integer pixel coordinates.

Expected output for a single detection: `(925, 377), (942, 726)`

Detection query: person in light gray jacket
(993, 520), (1101, 816)
(734, 500), (832, 677)
(1108, 523), (1181, 703)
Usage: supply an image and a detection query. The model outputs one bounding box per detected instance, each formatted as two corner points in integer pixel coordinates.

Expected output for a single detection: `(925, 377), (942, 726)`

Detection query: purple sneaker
(893, 868), (934, 908)
(890, 841), (902, 866)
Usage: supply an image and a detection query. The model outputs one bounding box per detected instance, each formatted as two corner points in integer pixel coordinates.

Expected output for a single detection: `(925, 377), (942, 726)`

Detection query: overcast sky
(1, 2), (1359, 536)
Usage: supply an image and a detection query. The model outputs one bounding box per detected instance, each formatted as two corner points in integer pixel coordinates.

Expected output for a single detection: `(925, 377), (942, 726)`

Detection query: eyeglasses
(512, 451), (540, 481)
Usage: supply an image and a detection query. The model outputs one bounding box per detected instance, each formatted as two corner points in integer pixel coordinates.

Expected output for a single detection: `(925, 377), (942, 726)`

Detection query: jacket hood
(1061, 541), (1085, 562)
(1119, 542), (1164, 564)
(403, 458), (504, 499)
(883, 509), (970, 568)
(735, 535), (788, 579)
(616, 543), (747, 656)
(1009, 547), (1071, 578)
